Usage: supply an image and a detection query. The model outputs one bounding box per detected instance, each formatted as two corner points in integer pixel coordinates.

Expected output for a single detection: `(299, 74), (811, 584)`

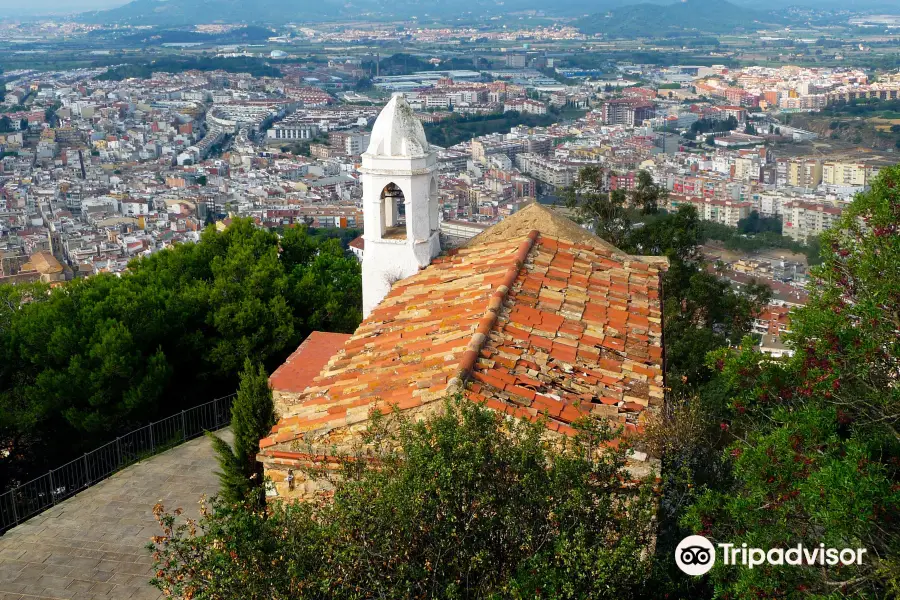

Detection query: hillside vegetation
(424, 111), (576, 148)
(0, 222), (361, 490)
(96, 57), (282, 81)
(577, 0), (779, 37)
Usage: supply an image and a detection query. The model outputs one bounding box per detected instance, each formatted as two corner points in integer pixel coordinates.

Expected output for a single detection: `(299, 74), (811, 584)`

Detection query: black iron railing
(0, 394), (234, 534)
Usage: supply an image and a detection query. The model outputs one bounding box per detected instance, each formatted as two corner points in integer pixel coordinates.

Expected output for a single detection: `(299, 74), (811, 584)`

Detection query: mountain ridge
(79, 0), (345, 26)
(75, 0), (896, 26)
(577, 0), (779, 37)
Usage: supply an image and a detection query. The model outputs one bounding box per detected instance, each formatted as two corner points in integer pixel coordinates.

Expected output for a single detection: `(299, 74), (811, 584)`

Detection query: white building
(759, 334), (794, 358)
(360, 95), (441, 316)
(514, 153), (576, 187)
(757, 192), (788, 218)
(121, 200), (150, 217)
(425, 95), (452, 110)
(503, 99), (548, 115)
(343, 131), (371, 156)
(268, 122), (320, 141)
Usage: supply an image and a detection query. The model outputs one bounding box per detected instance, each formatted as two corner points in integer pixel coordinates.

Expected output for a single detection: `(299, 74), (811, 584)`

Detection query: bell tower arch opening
(380, 182), (407, 240)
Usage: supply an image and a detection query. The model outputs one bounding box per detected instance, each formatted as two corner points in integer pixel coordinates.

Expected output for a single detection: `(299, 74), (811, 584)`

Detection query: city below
(4, 49), (890, 354)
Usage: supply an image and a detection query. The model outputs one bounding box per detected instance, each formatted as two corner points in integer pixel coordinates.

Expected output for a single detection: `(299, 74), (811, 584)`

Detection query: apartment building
(733, 156), (760, 182)
(329, 130), (371, 155)
(471, 136), (526, 165)
(448, 89), (488, 104)
(782, 200), (842, 242)
(310, 144), (345, 159)
(715, 105), (748, 123)
(821, 160), (880, 187)
(505, 53), (527, 69)
(756, 192), (789, 217)
(610, 171), (636, 191)
(668, 195), (753, 227)
(437, 149), (469, 173)
(514, 153), (576, 187)
(485, 169), (537, 198)
(600, 98), (654, 127)
(779, 94), (828, 110)
(775, 158), (822, 188)
(424, 94), (452, 109)
(523, 136), (553, 156)
(669, 174), (728, 199)
(503, 99), (548, 115)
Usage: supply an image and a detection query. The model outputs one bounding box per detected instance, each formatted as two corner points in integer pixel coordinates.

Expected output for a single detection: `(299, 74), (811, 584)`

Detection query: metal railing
(0, 394), (235, 535)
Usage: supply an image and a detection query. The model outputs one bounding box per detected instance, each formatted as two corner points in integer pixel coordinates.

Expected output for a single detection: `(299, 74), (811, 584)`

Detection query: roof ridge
(465, 202), (625, 253)
(447, 230), (539, 394)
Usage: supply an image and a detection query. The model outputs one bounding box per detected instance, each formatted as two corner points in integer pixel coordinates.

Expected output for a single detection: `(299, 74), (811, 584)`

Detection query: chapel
(258, 95), (667, 499)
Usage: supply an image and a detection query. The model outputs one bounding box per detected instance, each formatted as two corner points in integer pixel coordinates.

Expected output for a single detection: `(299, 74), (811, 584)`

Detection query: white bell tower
(360, 95), (441, 317)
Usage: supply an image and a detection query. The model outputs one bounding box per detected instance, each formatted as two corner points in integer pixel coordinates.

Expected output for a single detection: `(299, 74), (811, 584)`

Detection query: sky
(0, 0), (127, 15)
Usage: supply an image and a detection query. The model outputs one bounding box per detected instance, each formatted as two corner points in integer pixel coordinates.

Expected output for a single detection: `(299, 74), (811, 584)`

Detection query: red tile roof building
(753, 305), (791, 336)
(259, 203), (668, 500)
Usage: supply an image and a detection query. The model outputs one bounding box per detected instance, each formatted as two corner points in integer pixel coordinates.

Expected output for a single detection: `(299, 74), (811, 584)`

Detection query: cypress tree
(206, 433), (248, 504)
(208, 359), (276, 505)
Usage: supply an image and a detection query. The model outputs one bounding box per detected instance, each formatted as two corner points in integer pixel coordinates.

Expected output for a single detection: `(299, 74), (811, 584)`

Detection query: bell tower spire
(360, 95), (441, 316)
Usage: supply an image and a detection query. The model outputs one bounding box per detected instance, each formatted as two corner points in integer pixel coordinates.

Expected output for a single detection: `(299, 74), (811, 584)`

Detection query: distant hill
(79, 0), (535, 24)
(87, 25), (276, 45)
(77, 0), (678, 25)
(56, 0), (900, 23)
(577, 0), (780, 37)
(737, 0), (900, 8)
(75, 0), (896, 26)
(79, 0), (345, 26)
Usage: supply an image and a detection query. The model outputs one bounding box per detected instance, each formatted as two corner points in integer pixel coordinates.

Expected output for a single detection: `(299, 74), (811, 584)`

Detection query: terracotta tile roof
(269, 331), (353, 394)
(261, 235), (531, 449)
(30, 251), (64, 275)
(261, 223), (666, 453)
(468, 235), (665, 437)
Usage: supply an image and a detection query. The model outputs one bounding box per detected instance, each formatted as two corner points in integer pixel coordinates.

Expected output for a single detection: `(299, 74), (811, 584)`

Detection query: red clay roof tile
(269, 331), (352, 393)
(261, 230), (666, 454)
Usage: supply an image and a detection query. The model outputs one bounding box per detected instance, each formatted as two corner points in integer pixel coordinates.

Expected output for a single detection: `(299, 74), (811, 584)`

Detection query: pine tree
(209, 359), (276, 505)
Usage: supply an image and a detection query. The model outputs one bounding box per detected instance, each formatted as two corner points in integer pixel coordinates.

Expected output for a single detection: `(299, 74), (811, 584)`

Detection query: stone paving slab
(0, 430), (231, 600)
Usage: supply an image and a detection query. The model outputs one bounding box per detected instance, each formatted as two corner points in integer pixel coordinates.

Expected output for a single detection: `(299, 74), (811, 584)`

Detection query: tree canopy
(96, 57), (281, 81)
(681, 166), (900, 597)
(150, 398), (658, 600)
(0, 220), (361, 489)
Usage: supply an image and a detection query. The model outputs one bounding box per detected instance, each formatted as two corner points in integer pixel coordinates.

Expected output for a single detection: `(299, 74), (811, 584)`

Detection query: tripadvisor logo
(676, 535), (716, 576)
(676, 535), (867, 576)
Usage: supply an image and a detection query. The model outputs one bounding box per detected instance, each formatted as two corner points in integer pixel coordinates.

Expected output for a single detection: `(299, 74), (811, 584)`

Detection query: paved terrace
(0, 430), (231, 600)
